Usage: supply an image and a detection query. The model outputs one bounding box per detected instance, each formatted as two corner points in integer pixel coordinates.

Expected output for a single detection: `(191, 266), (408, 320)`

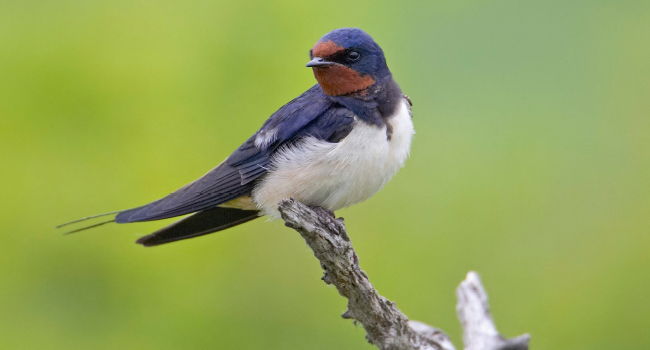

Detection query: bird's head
(307, 28), (390, 96)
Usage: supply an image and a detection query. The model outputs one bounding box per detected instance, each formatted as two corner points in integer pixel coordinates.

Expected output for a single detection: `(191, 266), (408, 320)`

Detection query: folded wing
(115, 85), (335, 223)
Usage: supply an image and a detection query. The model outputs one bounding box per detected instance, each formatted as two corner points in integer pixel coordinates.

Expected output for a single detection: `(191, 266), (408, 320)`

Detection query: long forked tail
(135, 207), (259, 247)
(57, 211), (121, 234)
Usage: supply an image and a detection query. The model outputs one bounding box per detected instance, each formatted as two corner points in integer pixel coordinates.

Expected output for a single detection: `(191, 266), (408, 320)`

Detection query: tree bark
(278, 199), (530, 350)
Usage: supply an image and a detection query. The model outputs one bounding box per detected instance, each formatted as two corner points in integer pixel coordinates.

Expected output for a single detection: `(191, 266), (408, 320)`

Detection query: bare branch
(278, 199), (529, 350)
(456, 272), (530, 350)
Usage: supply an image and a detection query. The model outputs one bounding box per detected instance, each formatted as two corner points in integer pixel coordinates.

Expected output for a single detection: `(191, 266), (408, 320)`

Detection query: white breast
(252, 98), (414, 218)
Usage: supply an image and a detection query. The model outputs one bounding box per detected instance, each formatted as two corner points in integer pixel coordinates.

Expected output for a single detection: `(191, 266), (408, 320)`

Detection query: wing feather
(115, 85), (339, 223)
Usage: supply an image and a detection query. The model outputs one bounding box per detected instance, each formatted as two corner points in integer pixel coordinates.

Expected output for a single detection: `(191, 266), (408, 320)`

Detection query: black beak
(306, 57), (335, 68)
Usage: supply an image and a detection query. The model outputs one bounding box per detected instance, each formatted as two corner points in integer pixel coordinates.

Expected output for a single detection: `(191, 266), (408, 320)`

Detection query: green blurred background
(1, 0), (649, 348)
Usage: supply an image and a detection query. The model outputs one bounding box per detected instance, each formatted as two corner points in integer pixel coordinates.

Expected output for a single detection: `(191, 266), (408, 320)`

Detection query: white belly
(252, 99), (414, 218)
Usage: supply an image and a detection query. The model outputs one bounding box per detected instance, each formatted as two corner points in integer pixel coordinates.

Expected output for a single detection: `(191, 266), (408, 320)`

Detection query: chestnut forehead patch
(312, 40), (344, 58)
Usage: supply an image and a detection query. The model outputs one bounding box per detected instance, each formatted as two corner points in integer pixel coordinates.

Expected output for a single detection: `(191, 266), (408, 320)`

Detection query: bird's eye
(346, 50), (361, 62)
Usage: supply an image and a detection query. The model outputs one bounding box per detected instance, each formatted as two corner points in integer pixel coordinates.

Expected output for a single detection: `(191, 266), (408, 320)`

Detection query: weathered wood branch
(278, 199), (530, 350)
(456, 272), (530, 350)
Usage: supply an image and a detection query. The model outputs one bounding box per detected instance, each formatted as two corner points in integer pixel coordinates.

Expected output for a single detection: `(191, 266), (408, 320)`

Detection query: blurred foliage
(1, 0), (649, 349)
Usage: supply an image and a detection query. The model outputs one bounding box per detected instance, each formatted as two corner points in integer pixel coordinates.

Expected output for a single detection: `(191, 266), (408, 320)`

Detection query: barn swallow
(59, 28), (414, 246)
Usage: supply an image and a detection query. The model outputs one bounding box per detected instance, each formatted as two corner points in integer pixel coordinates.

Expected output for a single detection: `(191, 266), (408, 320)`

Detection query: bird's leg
(306, 204), (336, 219)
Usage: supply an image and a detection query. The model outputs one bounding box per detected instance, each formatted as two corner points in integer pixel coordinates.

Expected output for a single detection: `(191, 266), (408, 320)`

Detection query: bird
(58, 28), (414, 246)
